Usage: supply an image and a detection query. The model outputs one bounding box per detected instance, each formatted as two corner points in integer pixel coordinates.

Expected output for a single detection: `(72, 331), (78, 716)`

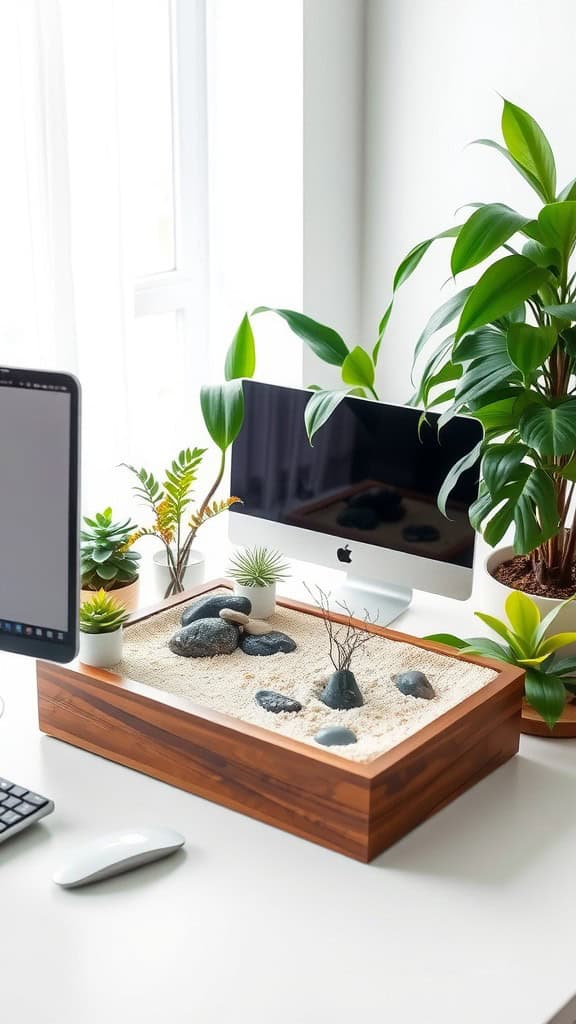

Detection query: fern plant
(228, 546), (290, 588)
(79, 589), (129, 634)
(80, 507), (141, 591)
(123, 448), (241, 598)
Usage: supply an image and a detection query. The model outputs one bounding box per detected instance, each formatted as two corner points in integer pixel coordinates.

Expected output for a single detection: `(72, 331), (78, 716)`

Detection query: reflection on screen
(231, 382), (482, 569)
(0, 387), (71, 631)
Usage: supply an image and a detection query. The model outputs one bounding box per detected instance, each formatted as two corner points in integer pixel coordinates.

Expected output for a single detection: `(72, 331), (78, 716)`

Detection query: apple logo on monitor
(337, 544), (352, 564)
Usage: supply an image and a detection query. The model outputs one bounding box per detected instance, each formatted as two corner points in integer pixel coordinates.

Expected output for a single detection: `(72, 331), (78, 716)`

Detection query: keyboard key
(22, 792), (48, 807)
(0, 779), (13, 792)
(9, 786), (27, 798)
(13, 801), (35, 816)
(2, 796), (20, 810)
(0, 810), (21, 826)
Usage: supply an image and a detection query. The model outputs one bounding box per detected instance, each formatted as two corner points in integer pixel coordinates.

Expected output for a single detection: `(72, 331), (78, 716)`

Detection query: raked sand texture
(118, 600), (497, 763)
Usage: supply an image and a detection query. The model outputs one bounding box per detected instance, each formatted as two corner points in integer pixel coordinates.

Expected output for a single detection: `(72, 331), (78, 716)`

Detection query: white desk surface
(1, 555), (575, 1024)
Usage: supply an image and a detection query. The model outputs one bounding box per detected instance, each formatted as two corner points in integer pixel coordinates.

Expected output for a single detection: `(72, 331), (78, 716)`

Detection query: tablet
(0, 367), (80, 663)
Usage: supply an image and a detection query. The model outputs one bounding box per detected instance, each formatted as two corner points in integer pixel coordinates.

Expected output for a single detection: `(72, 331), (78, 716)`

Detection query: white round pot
(80, 577), (140, 613)
(477, 545), (576, 648)
(79, 627), (123, 668)
(233, 582), (276, 619)
(152, 548), (205, 598)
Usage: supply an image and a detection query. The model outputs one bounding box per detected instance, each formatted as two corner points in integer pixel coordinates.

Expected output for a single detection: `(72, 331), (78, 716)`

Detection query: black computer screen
(230, 381), (482, 568)
(0, 367), (79, 662)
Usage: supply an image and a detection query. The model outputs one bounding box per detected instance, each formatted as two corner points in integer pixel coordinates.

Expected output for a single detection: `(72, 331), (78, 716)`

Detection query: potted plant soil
(80, 507), (141, 612)
(79, 589), (129, 668)
(228, 546), (290, 619)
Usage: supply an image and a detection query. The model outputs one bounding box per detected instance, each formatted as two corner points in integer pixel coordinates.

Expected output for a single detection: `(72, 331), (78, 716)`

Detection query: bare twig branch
(304, 584), (378, 671)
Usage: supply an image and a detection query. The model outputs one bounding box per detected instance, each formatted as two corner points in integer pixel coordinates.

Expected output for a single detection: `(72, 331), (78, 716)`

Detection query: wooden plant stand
(36, 580), (525, 862)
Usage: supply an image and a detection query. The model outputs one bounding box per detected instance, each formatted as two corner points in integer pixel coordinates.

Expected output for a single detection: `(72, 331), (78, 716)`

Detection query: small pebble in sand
(392, 670), (436, 700)
(314, 726), (357, 747)
(219, 608), (250, 625)
(240, 632), (297, 656)
(255, 690), (302, 713)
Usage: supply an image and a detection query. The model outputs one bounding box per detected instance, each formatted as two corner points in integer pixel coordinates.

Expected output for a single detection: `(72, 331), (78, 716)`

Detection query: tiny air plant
(79, 589), (129, 634)
(122, 448), (242, 598)
(426, 590), (576, 729)
(228, 546), (290, 588)
(304, 583), (378, 672)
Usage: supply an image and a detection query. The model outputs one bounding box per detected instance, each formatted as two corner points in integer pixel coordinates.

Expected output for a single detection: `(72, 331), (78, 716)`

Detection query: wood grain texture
(37, 579), (525, 862)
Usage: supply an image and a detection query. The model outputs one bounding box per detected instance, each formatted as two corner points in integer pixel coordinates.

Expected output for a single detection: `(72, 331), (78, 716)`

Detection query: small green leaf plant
(80, 507), (141, 592)
(123, 447), (242, 599)
(228, 546), (291, 588)
(426, 590), (576, 729)
(79, 589), (129, 634)
(225, 98), (576, 589)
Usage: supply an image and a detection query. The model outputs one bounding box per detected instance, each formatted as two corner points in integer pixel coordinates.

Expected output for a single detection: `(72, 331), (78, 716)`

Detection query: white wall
(363, 0), (576, 403)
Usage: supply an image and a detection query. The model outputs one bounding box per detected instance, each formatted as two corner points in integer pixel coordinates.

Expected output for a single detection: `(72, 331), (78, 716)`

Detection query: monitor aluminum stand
(328, 571), (413, 627)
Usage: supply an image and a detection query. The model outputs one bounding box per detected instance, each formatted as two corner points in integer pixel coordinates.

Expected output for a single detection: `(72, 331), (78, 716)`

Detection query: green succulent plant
(228, 546), (290, 588)
(79, 589), (129, 634)
(426, 590), (576, 728)
(80, 507), (141, 591)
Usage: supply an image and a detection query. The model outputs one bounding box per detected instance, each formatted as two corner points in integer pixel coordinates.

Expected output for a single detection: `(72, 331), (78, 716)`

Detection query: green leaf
(252, 307), (349, 366)
(482, 465), (559, 554)
(437, 439), (483, 517)
(542, 302), (576, 320)
(422, 361), (461, 406)
(422, 633), (468, 649)
(304, 389), (348, 445)
(451, 203), (530, 276)
(557, 177), (576, 202)
(537, 202), (576, 263)
(460, 638), (516, 663)
(341, 347), (375, 390)
(534, 594), (576, 647)
(472, 139), (550, 203)
(501, 99), (556, 202)
(506, 323), (557, 377)
(521, 239), (560, 269)
(537, 632), (576, 658)
(474, 611), (527, 658)
(200, 380), (245, 453)
(504, 590), (541, 644)
(518, 398), (576, 456)
(393, 225), (461, 291)
(455, 256), (549, 341)
(224, 314), (256, 380)
(412, 287), (472, 368)
(524, 669), (566, 729)
(481, 443), (530, 497)
(373, 301), (392, 364)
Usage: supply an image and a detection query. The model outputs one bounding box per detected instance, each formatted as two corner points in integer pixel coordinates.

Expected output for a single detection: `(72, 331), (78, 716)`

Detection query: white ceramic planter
(233, 582), (276, 619)
(152, 548), (205, 598)
(80, 577), (140, 613)
(477, 546), (576, 649)
(79, 627), (123, 668)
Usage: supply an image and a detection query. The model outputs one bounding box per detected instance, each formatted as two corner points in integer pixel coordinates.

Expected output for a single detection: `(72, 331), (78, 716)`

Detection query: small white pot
(233, 582), (276, 619)
(80, 577), (140, 613)
(79, 627), (123, 668)
(152, 548), (205, 598)
(477, 546), (576, 651)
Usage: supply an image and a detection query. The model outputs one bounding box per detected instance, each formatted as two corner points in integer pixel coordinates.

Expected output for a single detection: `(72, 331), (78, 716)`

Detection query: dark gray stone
(320, 669), (364, 710)
(393, 670), (436, 700)
(255, 690), (302, 713)
(169, 617), (240, 658)
(314, 726), (357, 747)
(181, 593), (252, 626)
(336, 505), (380, 531)
(239, 631), (297, 656)
(402, 524), (440, 543)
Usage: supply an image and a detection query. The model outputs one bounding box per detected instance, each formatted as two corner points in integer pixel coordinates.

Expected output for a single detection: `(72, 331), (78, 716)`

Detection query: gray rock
(393, 670), (436, 699)
(314, 726), (357, 747)
(255, 690), (302, 713)
(181, 594), (251, 626)
(169, 617), (240, 658)
(239, 631), (297, 656)
(320, 669), (364, 710)
(219, 608), (250, 625)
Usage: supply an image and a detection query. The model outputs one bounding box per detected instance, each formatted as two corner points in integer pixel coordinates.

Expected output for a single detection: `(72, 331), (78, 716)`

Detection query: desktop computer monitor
(230, 381), (482, 623)
(0, 366), (80, 663)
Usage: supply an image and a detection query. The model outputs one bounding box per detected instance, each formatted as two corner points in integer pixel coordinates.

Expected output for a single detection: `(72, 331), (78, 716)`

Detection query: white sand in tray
(117, 598), (497, 764)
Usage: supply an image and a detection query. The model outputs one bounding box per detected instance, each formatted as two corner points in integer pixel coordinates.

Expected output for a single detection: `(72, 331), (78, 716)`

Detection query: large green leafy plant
(426, 591), (576, 728)
(227, 100), (576, 589)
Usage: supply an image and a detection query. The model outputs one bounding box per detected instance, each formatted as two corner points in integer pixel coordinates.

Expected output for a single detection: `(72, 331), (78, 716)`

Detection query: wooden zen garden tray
(36, 580), (525, 862)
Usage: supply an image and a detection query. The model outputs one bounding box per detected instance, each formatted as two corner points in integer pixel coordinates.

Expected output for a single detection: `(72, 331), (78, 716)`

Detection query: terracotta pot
(152, 548), (205, 598)
(233, 582), (276, 619)
(79, 627), (123, 668)
(80, 577), (140, 613)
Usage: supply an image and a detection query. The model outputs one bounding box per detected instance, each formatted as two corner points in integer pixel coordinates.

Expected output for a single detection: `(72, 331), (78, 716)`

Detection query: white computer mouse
(53, 826), (185, 888)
